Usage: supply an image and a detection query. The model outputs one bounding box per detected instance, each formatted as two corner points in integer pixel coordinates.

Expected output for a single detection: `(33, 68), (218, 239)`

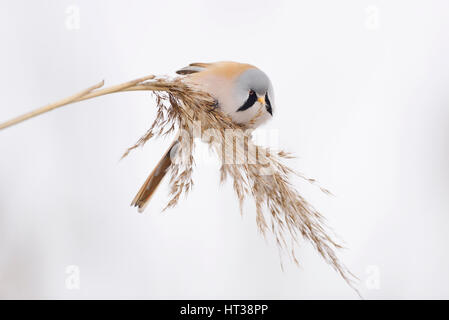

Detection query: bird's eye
(237, 90), (258, 112)
(265, 93), (273, 115)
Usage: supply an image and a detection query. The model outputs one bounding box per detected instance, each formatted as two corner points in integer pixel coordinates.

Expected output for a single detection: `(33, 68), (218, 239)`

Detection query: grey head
(233, 68), (274, 120)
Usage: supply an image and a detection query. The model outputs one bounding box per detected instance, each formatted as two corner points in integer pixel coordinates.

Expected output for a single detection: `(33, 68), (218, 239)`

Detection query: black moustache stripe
(237, 91), (257, 112)
(265, 93), (273, 115)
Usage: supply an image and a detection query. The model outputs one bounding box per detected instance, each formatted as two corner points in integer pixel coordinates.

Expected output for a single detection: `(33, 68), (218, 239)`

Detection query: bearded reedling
(0, 61), (360, 296)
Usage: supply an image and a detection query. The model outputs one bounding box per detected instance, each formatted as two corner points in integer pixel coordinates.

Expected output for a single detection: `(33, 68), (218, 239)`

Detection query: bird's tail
(131, 140), (178, 212)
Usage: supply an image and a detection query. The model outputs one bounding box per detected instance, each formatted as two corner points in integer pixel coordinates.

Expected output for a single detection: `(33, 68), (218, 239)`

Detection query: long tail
(131, 140), (178, 212)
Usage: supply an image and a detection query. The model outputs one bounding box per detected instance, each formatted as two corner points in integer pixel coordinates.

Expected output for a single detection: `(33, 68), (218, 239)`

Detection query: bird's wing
(175, 62), (212, 75)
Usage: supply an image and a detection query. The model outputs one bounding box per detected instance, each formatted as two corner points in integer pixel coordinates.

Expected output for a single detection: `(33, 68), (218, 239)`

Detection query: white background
(0, 0), (448, 299)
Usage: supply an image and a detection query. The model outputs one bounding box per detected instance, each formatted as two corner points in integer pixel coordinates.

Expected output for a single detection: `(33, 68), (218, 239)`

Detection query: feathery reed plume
(122, 78), (359, 294)
(0, 75), (359, 295)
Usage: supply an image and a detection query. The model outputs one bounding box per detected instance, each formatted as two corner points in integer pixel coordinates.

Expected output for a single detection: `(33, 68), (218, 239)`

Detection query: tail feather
(131, 140), (177, 212)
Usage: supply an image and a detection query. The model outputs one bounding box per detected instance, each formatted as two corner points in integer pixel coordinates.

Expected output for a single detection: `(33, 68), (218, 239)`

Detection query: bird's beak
(257, 96), (266, 105)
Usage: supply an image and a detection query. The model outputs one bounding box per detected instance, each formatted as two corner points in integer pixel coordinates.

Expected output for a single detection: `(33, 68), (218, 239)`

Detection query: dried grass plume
(0, 75), (360, 295)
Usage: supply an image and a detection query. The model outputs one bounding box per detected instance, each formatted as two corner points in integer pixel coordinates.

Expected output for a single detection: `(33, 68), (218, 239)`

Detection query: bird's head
(231, 67), (274, 127)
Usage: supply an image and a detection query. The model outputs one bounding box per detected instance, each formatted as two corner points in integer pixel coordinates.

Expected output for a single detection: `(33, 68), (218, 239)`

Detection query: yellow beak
(257, 96), (266, 105)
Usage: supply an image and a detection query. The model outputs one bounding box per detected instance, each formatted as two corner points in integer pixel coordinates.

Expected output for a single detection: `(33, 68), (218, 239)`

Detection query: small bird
(131, 61), (275, 212)
(0, 61), (358, 292)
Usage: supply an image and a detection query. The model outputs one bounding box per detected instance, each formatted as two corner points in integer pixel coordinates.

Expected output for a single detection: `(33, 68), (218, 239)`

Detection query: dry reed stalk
(0, 75), (360, 295)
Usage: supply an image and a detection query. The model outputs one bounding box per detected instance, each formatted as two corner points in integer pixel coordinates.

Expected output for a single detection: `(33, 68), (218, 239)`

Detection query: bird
(131, 61), (275, 212)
